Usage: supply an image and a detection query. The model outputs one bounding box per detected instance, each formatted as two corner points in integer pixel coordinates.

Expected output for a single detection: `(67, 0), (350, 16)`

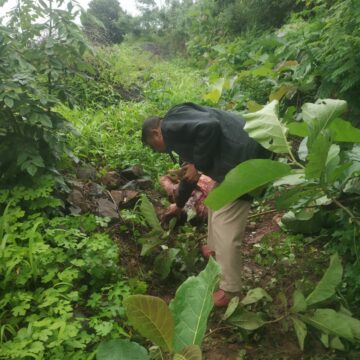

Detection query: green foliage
(0, 0), (90, 184)
(208, 97), (359, 224)
(253, 232), (303, 268)
(302, 99), (348, 149)
(60, 43), (204, 177)
(240, 288), (272, 306)
(2, 1), (360, 358)
(104, 259), (219, 358)
(243, 100), (291, 154)
(173, 345), (202, 360)
(225, 253), (360, 351)
(139, 193), (162, 232)
(206, 97), (360, 320)
(81, 0), (133, 44)
(124, 295), (174, 352)
(96, 339), (149, 360)
(169, 257), (220, 352)
(181, 0), (360, 121)
(305, 253), (343, 306)
(205, 160), (291, 210)
(275, 0), (360, 112)
(0, 175), (61, 212)
(138, 194), (201, 279)
(0, 185), (145, 358)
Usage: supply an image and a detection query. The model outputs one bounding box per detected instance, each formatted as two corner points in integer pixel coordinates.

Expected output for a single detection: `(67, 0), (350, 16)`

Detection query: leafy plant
(0, 185), (145, 358)
(206, 98), (360, 224)
(96, 257), (220, 359)
(138, 194), (201, 279)
(224, 253), (360, 351)
(0, 0), (90, 183)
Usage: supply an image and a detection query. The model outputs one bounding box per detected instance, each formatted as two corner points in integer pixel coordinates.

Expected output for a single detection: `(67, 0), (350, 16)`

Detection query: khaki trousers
(207, 198), (251, 292)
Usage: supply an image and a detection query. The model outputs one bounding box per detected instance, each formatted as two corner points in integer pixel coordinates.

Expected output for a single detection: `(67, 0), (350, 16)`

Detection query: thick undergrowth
(1, 1), (360, 359)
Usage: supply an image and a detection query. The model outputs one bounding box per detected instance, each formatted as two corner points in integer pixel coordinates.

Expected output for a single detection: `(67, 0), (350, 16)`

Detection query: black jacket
(161, 102), (270, 207)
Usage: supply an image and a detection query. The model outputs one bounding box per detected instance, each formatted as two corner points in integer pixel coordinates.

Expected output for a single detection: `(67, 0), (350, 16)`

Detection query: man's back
(161, 102), (269, 182)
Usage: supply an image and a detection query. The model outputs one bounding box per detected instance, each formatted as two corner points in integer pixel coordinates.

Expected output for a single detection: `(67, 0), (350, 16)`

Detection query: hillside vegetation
(1, 0), (360, 359)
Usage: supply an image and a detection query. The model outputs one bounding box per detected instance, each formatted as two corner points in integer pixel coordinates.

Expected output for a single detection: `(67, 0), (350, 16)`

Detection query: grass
(60, 42), (206, 178)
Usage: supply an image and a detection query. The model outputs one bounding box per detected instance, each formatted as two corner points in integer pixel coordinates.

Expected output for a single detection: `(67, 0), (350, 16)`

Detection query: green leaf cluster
(98, 257), (220, 359)
(224, 253), (360, 352)
(0, 184), (145, 358)
(0, 0), (90, 184)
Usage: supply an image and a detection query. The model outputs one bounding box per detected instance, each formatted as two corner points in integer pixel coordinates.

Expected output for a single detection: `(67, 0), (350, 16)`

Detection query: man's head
(142, 116), (167, 152)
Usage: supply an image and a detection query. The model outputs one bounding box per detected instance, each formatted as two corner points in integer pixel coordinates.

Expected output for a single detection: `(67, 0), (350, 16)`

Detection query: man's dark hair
(141, 116), (162, 144)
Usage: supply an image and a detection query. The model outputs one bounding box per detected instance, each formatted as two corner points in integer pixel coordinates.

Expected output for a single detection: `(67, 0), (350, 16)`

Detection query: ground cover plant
(0, 178), (146, 359)
(2, 0), (360, 359)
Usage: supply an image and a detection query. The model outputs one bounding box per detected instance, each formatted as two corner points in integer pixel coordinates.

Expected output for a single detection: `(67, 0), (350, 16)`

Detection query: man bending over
(142, 102), (269, 307)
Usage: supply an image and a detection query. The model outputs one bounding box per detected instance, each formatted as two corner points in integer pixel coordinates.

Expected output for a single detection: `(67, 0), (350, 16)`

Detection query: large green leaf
(169, 257), (220, 352)
(173, 345), (202, 360)
(306, 253), (342, 306)
(154, 248), (180, 280)
(281, 209), (324, 235)
(124, 295), (174, 353)
(275, 186), (323, 210)
(291, 317), (307, 351)
(269, 84), (294, 102)
(345, 144), (360, 162)
(288, 117), (360, 143)
(203, 78), (225, 104)
(273, 172), (306, 187)
(302, 308), (360, 342)
(302, 99), (347, 125)
(240, 288), (272, 306)
(324, 144), (341, 183)
(140, 194), (163, 233)
(223, 296), (240, 321)
(140, 234), (162, 256)
(328, 118), (360, 142)
(243, 100), (291, 154)
(288, 122), (308, 138)
(96, 339), (149, 360)
(205, 159), (291, 210)
(291, 289), (307, 313)
(228, 310), (265, 331)
(302, 99), (347, 149)
(305, 132), (332, 180)
(330, 336), (345, 351)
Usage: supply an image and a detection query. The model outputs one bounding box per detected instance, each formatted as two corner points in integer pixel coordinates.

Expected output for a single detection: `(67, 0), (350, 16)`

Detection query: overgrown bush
(0, 179), (146, 359)
(0, 0), (89, 184)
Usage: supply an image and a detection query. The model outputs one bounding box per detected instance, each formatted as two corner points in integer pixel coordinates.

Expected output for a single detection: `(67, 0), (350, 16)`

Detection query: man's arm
(162, 179), (197, 219)
(175, 178), (197, 208)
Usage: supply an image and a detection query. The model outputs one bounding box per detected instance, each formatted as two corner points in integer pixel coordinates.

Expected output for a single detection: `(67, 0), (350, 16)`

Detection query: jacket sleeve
(175, 180), (197, 208)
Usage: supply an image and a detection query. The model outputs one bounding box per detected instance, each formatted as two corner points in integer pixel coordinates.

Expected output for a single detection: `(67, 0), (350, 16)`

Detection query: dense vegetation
(1, 0), (360, 359)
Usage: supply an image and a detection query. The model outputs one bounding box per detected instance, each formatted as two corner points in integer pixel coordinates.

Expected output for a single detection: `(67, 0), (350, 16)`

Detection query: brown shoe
(200, 244), (215, 259)
(213, 289), (238, 308)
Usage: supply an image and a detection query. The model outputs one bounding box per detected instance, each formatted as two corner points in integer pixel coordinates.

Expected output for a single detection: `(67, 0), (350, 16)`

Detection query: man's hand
(182, 163), (200, 183)
(163, 203), (183, 218)
(161, 203), (183, 225)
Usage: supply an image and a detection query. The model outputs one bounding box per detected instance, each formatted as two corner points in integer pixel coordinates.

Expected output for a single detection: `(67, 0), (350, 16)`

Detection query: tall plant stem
(248, 208), (277, 220)
(289, 149), (304, 169)
(264, 313), (288, 325)
(332, 198), (360, 224)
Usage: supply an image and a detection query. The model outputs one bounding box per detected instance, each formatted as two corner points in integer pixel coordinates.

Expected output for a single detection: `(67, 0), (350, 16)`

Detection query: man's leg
(210, 198), (251, 293)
